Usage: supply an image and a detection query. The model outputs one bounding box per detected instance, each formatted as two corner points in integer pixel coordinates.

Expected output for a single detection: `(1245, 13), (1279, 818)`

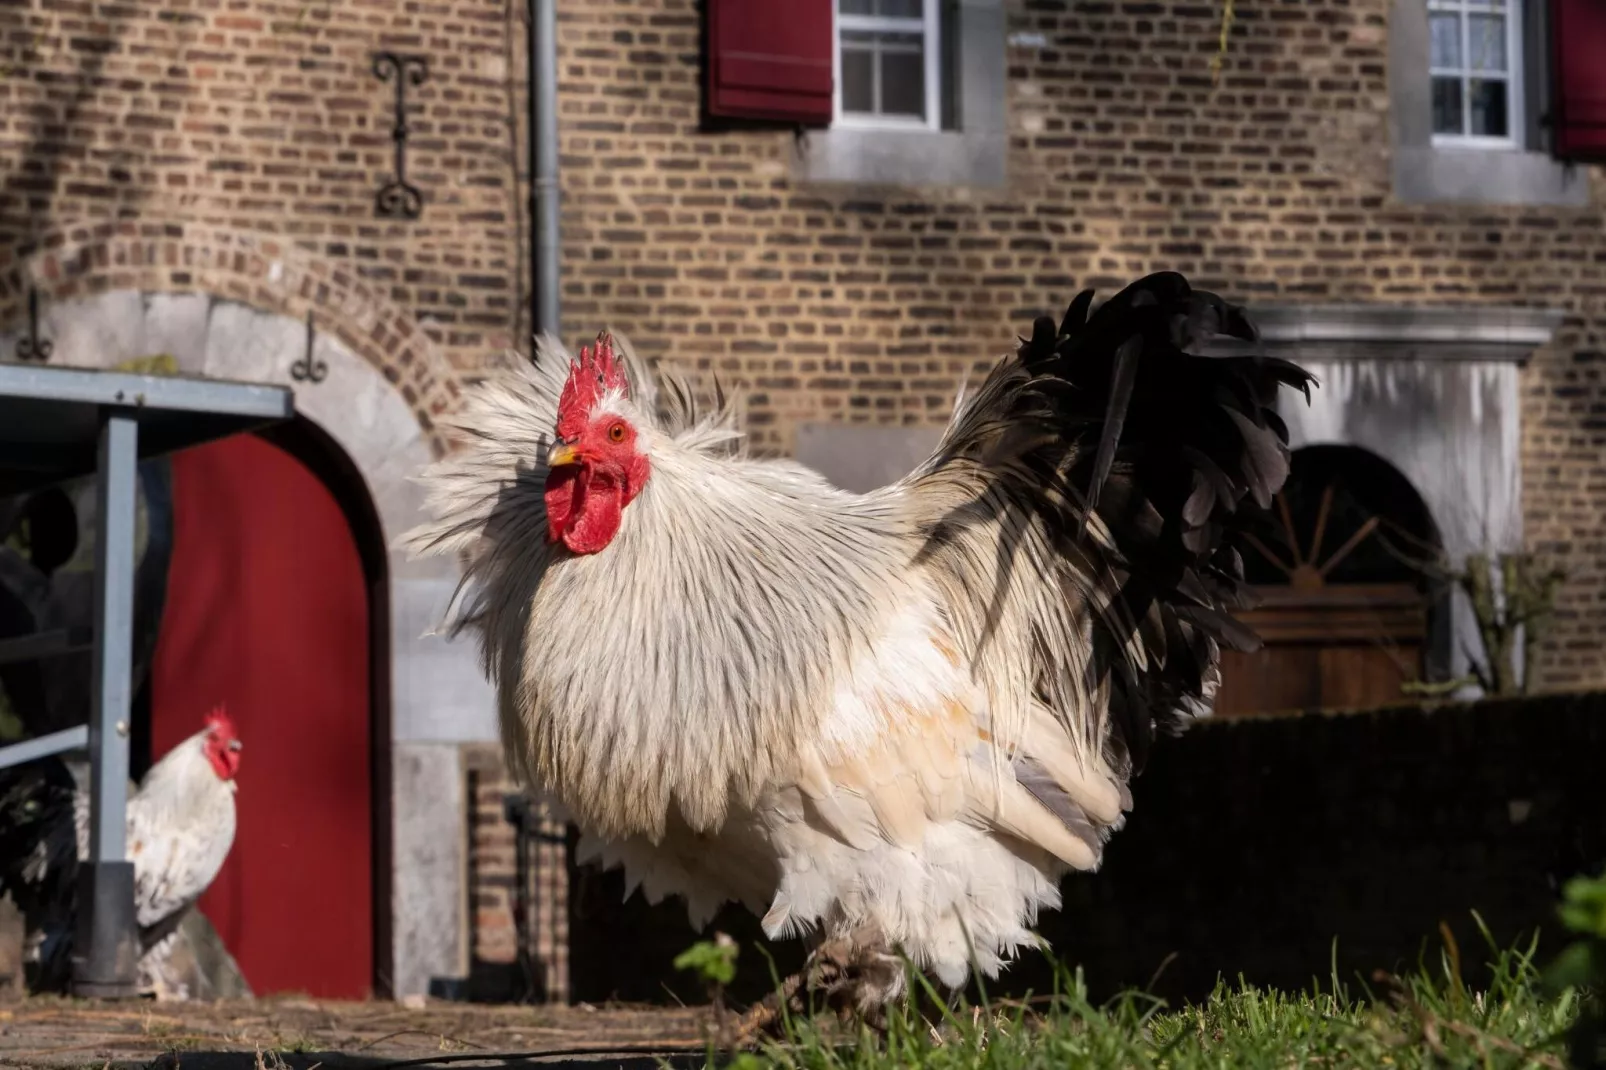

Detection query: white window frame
(832, 0), (942, 132)
(1428, 0), (1525, 150)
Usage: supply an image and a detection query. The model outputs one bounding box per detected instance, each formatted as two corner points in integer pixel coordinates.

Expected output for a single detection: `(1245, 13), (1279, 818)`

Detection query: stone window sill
(792, 126), (1005, 188)
(1392, 144), (1589, 208)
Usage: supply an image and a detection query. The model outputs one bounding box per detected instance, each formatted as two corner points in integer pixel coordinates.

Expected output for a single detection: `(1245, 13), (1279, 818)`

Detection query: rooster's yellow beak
(548, 442), (580, 468)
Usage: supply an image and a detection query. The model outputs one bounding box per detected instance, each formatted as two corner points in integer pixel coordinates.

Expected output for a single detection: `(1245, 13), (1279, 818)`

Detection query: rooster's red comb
(203, 705), (238, 741)
(556, 331), (629, 441)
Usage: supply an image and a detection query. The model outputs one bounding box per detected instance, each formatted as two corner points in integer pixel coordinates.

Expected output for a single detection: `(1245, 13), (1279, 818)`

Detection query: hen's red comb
(556, 331), (628, 441)
(203, 705), (237, 741)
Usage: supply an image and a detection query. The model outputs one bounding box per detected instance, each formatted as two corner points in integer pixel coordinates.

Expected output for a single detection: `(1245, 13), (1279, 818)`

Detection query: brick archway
(0, 219), (458, 456)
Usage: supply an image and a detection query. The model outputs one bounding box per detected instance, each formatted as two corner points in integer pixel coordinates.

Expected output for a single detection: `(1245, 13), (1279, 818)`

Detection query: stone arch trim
(0, 223), (503, 1003)
(0, 218), (459, 457)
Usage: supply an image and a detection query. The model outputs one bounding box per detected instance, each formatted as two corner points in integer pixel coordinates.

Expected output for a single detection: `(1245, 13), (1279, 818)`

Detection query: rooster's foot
(730, 929), (904, 1048)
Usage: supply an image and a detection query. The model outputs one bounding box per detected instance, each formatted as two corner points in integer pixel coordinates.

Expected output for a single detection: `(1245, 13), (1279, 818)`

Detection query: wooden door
(149, 433), (374, 999)
(1214, 447), (1438, 718)
(1214, 586), (1427, 716)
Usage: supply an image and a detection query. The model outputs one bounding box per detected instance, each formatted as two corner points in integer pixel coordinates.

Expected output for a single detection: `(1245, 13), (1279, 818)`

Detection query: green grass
(728, 919), (1588, 1070)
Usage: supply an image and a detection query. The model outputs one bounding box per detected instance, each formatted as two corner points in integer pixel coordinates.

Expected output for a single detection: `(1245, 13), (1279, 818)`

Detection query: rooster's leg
(730, 926), (905, 1047)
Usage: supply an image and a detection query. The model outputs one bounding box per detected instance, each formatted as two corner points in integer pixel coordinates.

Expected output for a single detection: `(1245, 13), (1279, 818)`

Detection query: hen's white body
(68, 729), (237, 996)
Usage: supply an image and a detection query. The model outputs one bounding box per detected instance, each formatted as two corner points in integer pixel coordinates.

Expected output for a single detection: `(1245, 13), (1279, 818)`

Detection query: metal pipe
(528, 0), (561, 345)
(0, 724), (88, 771)
(73, 412), (140, 998)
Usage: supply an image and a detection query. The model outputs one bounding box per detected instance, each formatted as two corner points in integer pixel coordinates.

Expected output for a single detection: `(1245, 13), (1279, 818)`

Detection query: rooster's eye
(607, 423), (626, 443)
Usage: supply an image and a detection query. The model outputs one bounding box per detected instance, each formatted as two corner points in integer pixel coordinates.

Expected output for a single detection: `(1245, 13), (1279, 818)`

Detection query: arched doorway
(0, 285), (490, 999)
(1214, 445), (1443, 717)
(147, 419), (388, 999)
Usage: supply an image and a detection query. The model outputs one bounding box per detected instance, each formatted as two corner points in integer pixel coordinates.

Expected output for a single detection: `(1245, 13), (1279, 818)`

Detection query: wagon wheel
(1242, 483), (1380, 593)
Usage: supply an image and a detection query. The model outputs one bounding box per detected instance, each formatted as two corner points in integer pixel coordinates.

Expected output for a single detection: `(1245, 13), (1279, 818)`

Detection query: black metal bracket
(290, 310), (328, 383)
(373, 51), (428, 220)
(15, 287), (52, 363)
(502, 793), (542, 1004)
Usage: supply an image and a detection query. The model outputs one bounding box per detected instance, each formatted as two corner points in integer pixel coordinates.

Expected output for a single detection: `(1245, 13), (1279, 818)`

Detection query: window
(792, 0), (1003, 188)
(1429, 0), (1524, 147)
(834, 0), (941, 130)
(1391, 0), (1587, 205)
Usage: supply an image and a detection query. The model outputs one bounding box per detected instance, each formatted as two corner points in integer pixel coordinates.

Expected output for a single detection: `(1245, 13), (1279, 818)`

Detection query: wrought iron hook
(291, 310), (328, 383)
(373, 51), (428, 220)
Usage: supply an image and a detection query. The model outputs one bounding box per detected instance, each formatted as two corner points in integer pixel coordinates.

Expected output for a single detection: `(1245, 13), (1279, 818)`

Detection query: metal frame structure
(0, 361), (293, 998)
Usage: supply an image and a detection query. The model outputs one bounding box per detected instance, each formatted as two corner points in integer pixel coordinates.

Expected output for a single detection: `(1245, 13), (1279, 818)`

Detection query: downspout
(528, 0), (560, 344)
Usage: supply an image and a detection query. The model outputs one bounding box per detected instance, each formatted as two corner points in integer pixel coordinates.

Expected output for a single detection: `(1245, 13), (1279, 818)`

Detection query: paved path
(0, 997), (712, 1069)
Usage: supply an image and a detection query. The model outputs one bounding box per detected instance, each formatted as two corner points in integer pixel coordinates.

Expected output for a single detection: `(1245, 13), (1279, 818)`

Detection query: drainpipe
(528, 0), (560, 346)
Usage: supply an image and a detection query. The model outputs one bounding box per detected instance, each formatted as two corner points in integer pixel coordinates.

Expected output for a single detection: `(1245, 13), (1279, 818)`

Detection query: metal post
(504, 793), (540, 1003)
(528, 0), (561, 343)
(72, 412), (140, 999)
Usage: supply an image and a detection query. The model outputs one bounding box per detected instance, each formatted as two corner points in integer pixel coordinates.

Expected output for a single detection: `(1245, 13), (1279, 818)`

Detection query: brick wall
(0, 0), (525, 370)
(4, 0), (1603, 681)
(549, 0), (1606, 689)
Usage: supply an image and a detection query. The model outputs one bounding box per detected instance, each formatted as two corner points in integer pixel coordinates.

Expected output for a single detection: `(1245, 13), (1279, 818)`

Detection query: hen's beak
(548, 442), (580, 468)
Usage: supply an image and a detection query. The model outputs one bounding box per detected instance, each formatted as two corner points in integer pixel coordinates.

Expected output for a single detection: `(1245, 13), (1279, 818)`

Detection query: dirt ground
(0, 996), (712, 1070)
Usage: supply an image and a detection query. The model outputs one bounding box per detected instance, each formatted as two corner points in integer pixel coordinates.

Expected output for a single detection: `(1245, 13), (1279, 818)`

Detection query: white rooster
(404, 272), (1315, 1024)
(0, 706), (241, 999)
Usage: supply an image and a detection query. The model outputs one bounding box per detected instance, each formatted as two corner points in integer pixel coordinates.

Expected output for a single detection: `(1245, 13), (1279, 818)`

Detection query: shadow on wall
(567, 692), (1606, 1008)
(0, 4), (144, 262)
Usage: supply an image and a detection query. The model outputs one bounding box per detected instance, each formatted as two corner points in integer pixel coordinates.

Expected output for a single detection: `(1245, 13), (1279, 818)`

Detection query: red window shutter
(1550, 0), (1606, 160)
(707, 0), (834, 125)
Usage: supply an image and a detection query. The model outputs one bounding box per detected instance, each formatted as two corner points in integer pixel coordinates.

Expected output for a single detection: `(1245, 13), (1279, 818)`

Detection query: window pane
(841, 0), (923, 16)
(1432, 76), (1464, 134)
(879, 35), (926, 117)
(1430, 13), (1461, 68)
(875, 29), (923, 54)
(841, 40), (874, 114)
(1468, 14), (1506, 71)
(1469, 77), (1508, 136)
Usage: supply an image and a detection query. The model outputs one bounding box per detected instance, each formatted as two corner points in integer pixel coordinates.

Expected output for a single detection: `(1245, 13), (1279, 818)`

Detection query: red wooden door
(149, 432), (373, 999)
